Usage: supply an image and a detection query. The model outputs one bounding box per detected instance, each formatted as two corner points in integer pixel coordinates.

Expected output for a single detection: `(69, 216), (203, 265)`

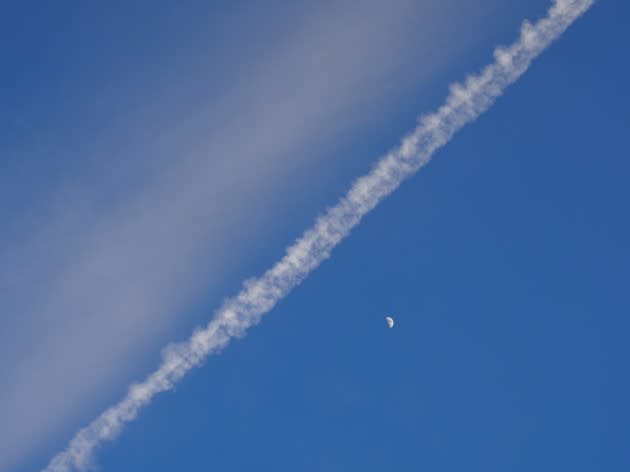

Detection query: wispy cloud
(4, 2), (481, 469)
(43, 0), (594, 470)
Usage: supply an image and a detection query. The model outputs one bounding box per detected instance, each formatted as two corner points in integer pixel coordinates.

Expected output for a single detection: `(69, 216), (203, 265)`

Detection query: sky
(1, 1), (628, 471)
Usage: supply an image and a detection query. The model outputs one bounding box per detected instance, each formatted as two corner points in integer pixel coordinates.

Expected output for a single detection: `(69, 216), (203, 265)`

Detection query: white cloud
(41, 0), (594, 470)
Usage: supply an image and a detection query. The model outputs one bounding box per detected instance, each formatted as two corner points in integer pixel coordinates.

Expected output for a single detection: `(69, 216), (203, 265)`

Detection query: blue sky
(1, 1), (628, 471)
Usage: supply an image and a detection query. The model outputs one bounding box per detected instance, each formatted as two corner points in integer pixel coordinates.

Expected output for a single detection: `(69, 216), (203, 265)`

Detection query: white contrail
(43, 1), (593, 470)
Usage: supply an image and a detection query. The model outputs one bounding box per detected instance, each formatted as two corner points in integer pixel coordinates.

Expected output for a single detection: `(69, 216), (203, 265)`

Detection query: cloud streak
(44, 1), (594, 470)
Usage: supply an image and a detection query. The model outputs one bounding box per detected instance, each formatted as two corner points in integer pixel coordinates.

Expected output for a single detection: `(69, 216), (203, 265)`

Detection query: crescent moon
(386, 316), (395, 328)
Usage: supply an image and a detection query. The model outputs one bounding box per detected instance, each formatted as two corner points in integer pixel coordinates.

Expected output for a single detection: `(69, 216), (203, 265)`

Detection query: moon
(386, 316), (395, 328)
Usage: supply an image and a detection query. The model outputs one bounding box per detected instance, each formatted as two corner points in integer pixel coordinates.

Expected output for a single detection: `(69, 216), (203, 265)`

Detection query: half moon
(386, 316), (395, 328)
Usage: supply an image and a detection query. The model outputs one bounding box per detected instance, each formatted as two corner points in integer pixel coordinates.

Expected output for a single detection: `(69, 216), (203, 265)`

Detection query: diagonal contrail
(43, 1), (594, 470)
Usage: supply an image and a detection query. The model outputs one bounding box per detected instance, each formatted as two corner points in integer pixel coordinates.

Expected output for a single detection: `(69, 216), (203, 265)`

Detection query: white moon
(386, 316), (395, 328)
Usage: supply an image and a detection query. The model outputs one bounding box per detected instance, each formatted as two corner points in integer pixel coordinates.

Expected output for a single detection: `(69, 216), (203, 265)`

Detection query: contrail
(43, 1), (593, 470)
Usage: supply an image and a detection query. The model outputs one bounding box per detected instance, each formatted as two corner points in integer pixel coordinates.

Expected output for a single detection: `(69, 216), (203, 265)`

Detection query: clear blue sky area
(105, 4), (628, 471)
(3, 1), (628, 471)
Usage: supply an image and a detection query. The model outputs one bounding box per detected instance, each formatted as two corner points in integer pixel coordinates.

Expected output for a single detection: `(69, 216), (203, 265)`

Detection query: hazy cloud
(0, 1), (521, 470)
